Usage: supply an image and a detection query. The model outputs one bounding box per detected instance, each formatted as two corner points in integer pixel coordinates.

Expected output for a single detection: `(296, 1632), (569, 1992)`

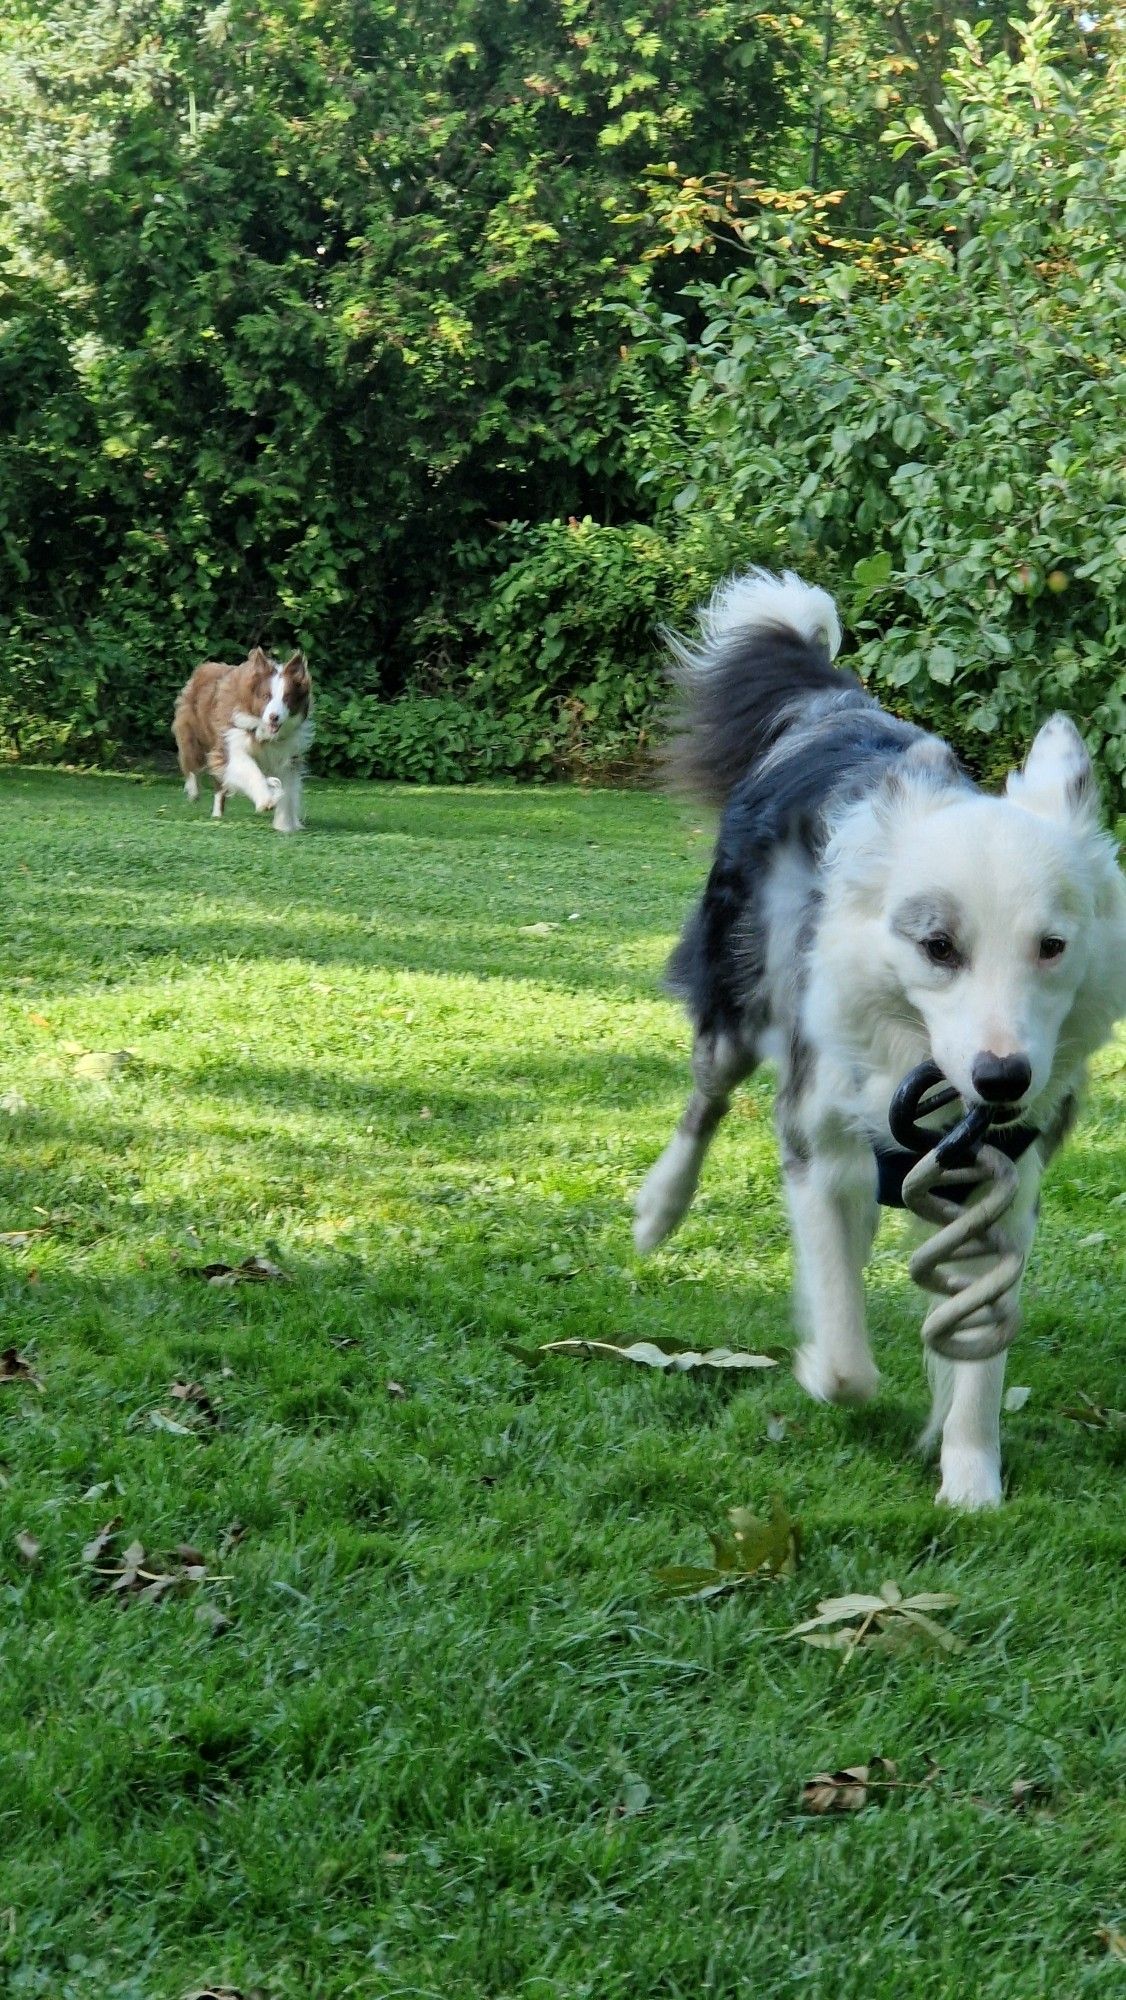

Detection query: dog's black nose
(971, 1052), (1032, 1103)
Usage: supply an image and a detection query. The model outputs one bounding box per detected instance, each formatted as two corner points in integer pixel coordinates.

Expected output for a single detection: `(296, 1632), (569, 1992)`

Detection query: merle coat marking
(635, 571), (1126, 1509)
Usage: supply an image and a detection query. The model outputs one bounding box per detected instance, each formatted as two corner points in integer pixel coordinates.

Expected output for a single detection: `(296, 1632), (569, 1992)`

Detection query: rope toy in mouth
(885, 1061), (1037, 1364)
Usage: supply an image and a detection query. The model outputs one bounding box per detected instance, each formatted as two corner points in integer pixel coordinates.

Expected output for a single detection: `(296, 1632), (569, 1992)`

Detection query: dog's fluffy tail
(663, 569), (851, 807)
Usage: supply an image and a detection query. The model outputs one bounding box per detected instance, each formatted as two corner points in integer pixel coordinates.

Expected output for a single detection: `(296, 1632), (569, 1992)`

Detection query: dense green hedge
(0, 2), (1122, 794)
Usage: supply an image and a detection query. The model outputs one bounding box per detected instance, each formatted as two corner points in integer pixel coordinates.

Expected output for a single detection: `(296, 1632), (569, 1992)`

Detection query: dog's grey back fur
(664, 574), (940, 1042)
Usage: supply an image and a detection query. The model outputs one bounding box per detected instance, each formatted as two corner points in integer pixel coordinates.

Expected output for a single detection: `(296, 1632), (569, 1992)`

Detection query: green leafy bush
(629, 8), (1126, 796)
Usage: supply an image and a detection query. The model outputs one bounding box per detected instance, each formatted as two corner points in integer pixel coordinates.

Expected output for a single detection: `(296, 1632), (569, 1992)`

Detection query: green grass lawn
(1, 768), (1123, 2000)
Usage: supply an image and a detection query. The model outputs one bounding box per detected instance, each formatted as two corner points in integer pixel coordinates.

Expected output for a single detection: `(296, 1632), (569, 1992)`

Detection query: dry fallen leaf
(169, 1380), (221, 1427)
(82, 1517), (123, 1565)
(15, 1531), (42, 1565)
(83, 1523), (225, 1604)
(194, 1603), (234, 1637)
(0, 1346), (44, 1391)
(148, 1410), (197, 1437)
(1060, 1392), (1126, 1432)
(787, 1579), (963, 1663)
(802, 1758), (899, 1814)
(511, 1335), (780, 1375)
(386, 1380), (408, 1400)
(1096, 1927), (1126, 1962)
(1009, 1777), (1050, 1812)
(73, 1050), (133, 1080)
(187, 1254), (289, 1286)
(518, 921), (558, 936)
(1003, 1385), (1032, 1412)
(0, 1228), (51, 1248)
(182, 1988), (267, 2000)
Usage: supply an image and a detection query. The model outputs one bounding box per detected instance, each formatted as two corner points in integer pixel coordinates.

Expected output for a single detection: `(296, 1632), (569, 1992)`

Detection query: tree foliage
(0, 0), (1122, 791)
(631, 6), (1126, 788)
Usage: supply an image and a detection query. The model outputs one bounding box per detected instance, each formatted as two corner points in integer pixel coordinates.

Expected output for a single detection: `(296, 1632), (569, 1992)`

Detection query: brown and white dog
(173, 648), (313, 833)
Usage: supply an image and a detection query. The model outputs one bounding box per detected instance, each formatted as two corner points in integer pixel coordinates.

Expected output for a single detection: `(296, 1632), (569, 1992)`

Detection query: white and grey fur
(635, 570), (1126, 1509)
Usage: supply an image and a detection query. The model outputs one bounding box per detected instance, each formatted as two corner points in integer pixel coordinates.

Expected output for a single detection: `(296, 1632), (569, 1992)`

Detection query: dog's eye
(923, 934), (957, 966)
(1039, 936), (1067, 962)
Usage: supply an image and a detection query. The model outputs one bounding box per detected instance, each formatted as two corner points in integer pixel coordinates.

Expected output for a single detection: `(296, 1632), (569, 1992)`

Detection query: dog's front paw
(935, 1448), (1002, 1511)
(258, 777), (283, 813)
(794, 1344), (880, 1407)
(632, 1138), (700, 1253)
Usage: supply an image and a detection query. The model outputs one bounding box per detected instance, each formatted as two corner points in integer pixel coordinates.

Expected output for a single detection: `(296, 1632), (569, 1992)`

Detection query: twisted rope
(889, 1062), (1030, 1364)
(901, 1144), (1025, 1361)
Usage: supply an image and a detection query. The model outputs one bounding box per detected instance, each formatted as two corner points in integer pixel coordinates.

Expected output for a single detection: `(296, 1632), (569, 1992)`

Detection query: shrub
(629, 8), (1126, 799)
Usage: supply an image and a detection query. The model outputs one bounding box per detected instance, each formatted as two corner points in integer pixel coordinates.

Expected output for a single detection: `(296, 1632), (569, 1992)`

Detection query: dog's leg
(926, 1353), (1008, 1511)
(211, 785), (227, 820)
(789, 1147), (880, 1405)
(222, 737), (282, 813)
(633, 1031), (754, 1251)
(922, 1167), (1040, 1510)
(184, 771), (200, 803)
(272, 761), (304, 835)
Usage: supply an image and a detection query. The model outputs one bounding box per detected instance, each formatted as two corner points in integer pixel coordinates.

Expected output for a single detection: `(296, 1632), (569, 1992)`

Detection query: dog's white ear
(1006, 714), (1097, 824)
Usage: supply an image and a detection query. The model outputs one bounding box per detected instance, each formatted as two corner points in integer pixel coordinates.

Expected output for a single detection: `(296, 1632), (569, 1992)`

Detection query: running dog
(173, 647), (313, 833)
(634, 571), (1125, 1508)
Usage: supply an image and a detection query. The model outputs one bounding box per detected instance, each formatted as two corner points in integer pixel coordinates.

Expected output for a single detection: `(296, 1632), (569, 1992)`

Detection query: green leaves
(655, 1496), (800, 1601)
(851, 550), (892, 613)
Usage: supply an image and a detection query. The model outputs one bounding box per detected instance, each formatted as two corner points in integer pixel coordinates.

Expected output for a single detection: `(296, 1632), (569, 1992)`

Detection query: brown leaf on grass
(0, 1228), (51, 1248)
(386, 1380), (408, 1400)
(169, 1380), (221, 1426)
(182, 1988), (267, 2000)
(787, 1580), (963, 1663)
(1010, 1777), (1050, 1812)
(219, 1521), (246, 1556)
(512, 1334), (781, 1375)
(655, 1496), (800, 1601)
(82, 1517), (123, 1565)
(194, 1603), (234, 1637)
(84, 1523), (225, 1604)
(802, 1758), (899, 1814)
(15, 1531), (42, 1565)
(148, 1410), (196, 1437)
(1060, 1392), (1126, 1432)
(72, 1049), (134, 1080)
(0, 1346), (44, 1391)
(1096, 1927), (1126, 1962)
(186, 1254), (289, 1286)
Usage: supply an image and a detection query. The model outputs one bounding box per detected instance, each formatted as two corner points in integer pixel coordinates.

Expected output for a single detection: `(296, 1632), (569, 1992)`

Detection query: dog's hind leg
(211, 785), (227, 820)
(184, 771), (200, 802)
(789, 1145), (880, 1406)
(633, 1032), (754, 1252)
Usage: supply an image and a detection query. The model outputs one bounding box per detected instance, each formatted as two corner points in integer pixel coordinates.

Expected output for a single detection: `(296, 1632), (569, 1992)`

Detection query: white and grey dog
(635, 571), (1125, 1509)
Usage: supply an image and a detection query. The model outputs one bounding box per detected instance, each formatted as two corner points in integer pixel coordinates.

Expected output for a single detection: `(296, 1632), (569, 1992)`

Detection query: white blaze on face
(260, 664), (290, 738)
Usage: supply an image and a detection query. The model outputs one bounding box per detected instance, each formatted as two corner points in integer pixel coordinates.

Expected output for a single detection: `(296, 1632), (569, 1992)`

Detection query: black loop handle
(887, 1059), (994, 1172)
